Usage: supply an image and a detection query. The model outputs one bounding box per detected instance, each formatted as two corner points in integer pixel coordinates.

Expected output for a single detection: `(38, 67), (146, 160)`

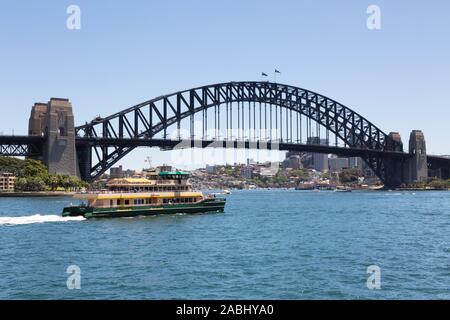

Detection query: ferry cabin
(81, 192), (205, 209)
(107, 172), (192, 193)
(76, 172), (205, 209)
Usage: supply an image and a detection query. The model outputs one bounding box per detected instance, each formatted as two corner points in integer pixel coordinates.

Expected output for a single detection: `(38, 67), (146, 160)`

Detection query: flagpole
(274, 69), (281, 84)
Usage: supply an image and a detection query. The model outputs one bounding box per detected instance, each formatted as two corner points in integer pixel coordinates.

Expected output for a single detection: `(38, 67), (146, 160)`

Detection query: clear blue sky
(1, 0), (449, 170)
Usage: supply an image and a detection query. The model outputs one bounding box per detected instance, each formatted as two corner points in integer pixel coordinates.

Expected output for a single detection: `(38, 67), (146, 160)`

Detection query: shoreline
(1, 188), (448, 198)
(0, 191), (76, 198)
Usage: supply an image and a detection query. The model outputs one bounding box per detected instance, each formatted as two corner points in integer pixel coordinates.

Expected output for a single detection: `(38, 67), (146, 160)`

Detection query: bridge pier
(76, 143), (92, 181)
(28, 98), (78, 177)
(383, 132), (406, 188)
(382, 130), (428, 188)
(405, 130), (428, 184)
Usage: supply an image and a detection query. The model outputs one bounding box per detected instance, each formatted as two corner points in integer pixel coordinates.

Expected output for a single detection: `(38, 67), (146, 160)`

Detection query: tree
(0, 157), (24, 175)
(23, 159), (49, 180)
(58, 175), (70, 191)
(1, 156), (90, 192)
(46, 174), (60, 191)
(15, 176), (46, 192)
(339, 168), (362, 184)
(67, 176), (83, 191)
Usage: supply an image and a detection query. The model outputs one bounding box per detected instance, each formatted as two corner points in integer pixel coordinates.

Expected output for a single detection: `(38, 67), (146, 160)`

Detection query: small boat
(62, 171), (226, 219)
(223, 189), (231, 195)
(334, 186), (352, 193)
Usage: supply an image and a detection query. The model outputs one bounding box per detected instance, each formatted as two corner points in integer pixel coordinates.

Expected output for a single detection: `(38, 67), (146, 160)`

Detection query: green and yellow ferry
(62, 171), (226, 219)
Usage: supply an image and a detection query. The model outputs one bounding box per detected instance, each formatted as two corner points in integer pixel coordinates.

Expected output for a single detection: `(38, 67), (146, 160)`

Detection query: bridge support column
(404, 130), (428, 184)
(383, 132), (406, 188)
(76, 144), (92, 181)
(28, 98), (78, 177)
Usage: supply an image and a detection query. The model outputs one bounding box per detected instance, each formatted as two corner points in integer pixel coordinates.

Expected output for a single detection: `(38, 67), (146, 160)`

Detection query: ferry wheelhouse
(62, 171), (226, 218)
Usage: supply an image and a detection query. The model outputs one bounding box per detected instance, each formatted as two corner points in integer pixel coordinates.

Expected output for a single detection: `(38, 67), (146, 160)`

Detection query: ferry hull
(62, 198), (226, 219)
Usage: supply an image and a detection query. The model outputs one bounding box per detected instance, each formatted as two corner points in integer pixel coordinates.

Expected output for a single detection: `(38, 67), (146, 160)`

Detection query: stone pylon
(406, 130), (428, 183)
(28, 98), (78, 177)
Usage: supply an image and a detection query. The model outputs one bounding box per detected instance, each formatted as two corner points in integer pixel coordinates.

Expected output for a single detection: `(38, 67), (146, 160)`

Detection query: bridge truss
(75, 81), (404, 182)
(0, 135), (44, 157)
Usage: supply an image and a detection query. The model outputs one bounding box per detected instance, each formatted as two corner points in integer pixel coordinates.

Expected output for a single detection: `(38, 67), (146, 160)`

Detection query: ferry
(62, 171), (226, 219)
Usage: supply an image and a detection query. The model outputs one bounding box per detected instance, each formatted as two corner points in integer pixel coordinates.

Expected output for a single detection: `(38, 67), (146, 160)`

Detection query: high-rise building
(329, 157), (349, 172)
(282, 155), (303, 169)
(110, 165), (124, 179)
(349, 157), (364, 170)
(307, 137), (329, 172)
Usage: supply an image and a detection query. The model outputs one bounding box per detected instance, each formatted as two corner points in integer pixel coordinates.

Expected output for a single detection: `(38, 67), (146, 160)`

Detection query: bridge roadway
(75, 137), (411, 160)
(1, 134), (450, 173)
(0, 135), (416, 160)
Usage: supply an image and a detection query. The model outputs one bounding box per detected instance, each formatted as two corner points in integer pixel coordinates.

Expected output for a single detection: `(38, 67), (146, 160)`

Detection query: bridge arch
(75, 81), (401, 181)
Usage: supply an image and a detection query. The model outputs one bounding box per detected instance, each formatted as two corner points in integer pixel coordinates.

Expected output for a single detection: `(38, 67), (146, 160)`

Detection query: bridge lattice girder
(0, 135), (44, 157)
(75, 81), (401, 181)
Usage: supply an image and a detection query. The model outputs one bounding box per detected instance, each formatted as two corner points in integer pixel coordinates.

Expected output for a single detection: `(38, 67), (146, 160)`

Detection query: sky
(1, 0), (449, 170)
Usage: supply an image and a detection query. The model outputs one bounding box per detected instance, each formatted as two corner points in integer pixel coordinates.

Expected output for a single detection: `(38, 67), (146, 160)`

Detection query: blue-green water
(1, 190), (449, 299)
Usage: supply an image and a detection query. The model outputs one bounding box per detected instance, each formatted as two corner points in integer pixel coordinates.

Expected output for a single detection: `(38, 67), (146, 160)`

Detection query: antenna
(145, 156), (152, 169)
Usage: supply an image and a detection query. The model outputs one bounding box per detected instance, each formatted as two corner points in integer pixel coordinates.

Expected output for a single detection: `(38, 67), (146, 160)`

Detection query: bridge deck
(75, 137), (411, 159)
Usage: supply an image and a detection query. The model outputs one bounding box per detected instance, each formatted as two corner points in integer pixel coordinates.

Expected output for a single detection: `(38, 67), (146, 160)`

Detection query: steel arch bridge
(74, 81), (406, 183)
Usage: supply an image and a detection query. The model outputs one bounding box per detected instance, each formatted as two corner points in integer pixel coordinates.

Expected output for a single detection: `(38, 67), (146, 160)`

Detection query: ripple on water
(0, 191), (449, 299)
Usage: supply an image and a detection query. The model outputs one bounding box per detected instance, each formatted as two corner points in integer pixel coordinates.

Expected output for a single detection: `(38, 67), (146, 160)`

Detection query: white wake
(0, 214), (86, 226)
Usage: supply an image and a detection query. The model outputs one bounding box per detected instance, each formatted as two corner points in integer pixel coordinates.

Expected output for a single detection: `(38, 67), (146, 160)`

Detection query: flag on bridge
(261, 72), (268, 77)
(275, 69), (281, 74)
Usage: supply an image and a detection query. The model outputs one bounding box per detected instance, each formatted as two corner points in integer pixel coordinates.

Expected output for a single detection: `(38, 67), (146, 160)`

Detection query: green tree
(46, 174), (60, 191)
(57, 175), (70, 191)
(15, 176), (46, 192)
(339, 168), (362, 184)
(67, 176), (83, 191)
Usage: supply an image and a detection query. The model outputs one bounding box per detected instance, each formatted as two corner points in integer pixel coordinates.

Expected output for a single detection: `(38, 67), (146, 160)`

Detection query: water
(0, 190), (449, 299)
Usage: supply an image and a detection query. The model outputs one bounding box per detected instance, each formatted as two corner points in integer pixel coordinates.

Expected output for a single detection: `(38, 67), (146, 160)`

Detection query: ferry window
(125, 200), (130, 205)
(110, 200), (114, 207)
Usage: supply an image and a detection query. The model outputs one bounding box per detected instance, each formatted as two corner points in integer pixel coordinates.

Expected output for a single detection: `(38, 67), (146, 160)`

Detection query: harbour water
(1, 190), (449, 299)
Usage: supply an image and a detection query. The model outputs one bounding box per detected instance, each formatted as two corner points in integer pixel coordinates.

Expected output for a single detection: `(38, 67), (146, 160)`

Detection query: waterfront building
(0, 172), (16, 191)
(259, 167), (276, 177)
(110, 165), (124, 179)
(206, 165), (217, 174)
(240, 166), (254, 179)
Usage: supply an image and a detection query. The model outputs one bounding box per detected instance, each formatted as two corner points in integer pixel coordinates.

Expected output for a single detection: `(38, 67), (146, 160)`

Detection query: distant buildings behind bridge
(281, 136), (372, 176)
